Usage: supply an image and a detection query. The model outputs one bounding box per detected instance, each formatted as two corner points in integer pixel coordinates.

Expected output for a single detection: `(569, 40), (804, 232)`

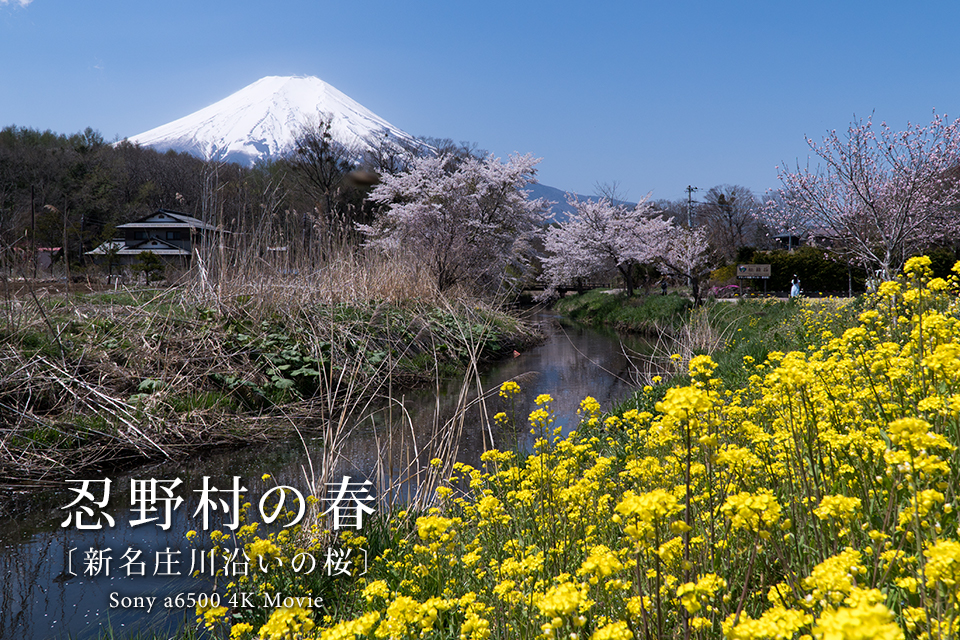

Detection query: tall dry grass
(621, 305), (735, 386)
(1, 212), (535, 523)
(184, 204), (442, 311)
(176, 204), (535, 514)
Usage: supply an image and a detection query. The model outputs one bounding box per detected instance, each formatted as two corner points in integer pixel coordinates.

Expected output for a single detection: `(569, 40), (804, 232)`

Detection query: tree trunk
(691, 274), (702, 306)
(618, 265), (635, 297)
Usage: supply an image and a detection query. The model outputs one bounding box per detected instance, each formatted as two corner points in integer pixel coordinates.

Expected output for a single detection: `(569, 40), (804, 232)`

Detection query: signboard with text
(737, 264), (771, 279)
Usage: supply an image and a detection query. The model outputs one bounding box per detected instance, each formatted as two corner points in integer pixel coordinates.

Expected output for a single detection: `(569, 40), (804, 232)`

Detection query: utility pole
(685, 185), (698, 227)
(685, 185), (698, 288)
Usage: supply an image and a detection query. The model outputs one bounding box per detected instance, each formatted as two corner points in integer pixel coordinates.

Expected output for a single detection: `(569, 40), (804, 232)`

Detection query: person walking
(790, 276), (800, 298)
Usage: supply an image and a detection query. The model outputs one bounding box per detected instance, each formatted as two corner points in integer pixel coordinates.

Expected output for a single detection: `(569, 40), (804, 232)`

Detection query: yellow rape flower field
(207, 256), (960, 640)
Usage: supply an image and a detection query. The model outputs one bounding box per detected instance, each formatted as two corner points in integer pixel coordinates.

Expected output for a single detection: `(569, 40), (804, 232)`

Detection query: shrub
(133, 250), (165, 284)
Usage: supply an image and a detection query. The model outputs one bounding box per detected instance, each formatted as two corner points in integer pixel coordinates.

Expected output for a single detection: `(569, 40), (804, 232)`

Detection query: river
(0, 310), (656, 640)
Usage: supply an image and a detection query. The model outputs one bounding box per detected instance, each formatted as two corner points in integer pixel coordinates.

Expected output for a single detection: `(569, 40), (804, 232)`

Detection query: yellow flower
(688, 354), (718, 377)
(590, 620), (633, 640)
(676, 574), (726, 614)
(259, 606), (315, 640)
(656, 385), (713, 418)
(924, 539), (960, 589)
(499, 380), (521, 397)
(725, 607), (813, 640)
(578, 545), (623, 579)
(877, 280), (901, 298)
(579, 396), (601, 417)
(536, 581), (588, 618)
(319, 612), (380, 640)
(721, 491), (781, 534)
(814, 495), (862, 522)
(199, 605), (229, 630)
(805, 548), (865, 603)
(416, 515), (455, 541)
(247, 538), (280, 560)
(903, 255), (932, 278)
(528, 408), (554, 433)
(812, 601), (903, 640)
(461, 610), (491, 640)
(614, 489), (682, 544)
(363, 580), (390, 602)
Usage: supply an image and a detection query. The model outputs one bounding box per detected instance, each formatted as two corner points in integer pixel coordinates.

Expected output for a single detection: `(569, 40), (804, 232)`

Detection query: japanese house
(87, 209), (218, 267)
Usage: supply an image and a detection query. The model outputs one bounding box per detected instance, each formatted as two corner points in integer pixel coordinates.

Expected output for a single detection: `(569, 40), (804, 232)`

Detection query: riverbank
(554, 288), (860, 391)
(552, 289), (693, 335)
(0, 282), (540, 490)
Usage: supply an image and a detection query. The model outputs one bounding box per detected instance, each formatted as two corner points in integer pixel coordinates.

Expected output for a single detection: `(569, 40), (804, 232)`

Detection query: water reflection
(0, 311), (652, 640)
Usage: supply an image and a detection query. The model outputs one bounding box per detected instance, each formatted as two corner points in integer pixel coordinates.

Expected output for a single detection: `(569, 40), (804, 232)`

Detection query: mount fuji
(122, 75), (426, 166)
(123, 75), (593, 218)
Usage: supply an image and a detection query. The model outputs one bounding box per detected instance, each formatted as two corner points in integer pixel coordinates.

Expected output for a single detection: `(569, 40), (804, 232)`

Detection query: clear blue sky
(2, 0), (959, 202)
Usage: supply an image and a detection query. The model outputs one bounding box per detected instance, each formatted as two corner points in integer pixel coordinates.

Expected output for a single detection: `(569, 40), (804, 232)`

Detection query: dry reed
(623, 304), (738, 385)
(0, 222), (539, 524)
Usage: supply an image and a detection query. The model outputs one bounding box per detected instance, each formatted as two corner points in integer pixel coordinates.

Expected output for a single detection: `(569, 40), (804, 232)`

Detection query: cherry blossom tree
(361, 153), (547, 293)
(772, 113), (960, 279)
(655, 224), (712, 305)
(540, 196), (672, 297)
(758, 191), (808, 251)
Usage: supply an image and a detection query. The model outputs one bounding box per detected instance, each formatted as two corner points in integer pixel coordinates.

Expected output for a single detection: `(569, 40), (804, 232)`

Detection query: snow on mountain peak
(122, 75), (423, 166)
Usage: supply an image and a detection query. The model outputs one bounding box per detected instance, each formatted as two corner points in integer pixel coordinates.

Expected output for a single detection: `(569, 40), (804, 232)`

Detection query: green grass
(167, 390), (239, 413)
(553, 290), (692, 333)
(700, 298), (807, 384)
(703, 297), (862, 387)
(610, 296), (863, 414)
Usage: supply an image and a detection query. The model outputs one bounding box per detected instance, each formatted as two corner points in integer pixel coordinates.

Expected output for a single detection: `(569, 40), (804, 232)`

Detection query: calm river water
(0, 311), (656, 640)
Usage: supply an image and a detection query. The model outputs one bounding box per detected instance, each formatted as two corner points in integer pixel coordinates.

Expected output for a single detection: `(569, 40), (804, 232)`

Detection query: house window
(134, 231), (146, 240)
(166, 231), (178, 240)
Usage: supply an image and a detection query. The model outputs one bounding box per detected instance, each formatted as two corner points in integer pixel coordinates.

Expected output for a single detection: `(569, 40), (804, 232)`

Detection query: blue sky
(2, 0), (959, 202)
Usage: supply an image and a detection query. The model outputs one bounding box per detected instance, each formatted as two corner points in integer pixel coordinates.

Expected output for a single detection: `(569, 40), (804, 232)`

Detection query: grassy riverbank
(557, 288), (860, 391)
(205, 257), (959, 640)
(0, 279), (538, 490)
(552, 290), (694, 334)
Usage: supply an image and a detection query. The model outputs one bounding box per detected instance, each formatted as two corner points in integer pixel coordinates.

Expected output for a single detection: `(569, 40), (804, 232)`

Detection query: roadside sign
(737, 264), (771, 279)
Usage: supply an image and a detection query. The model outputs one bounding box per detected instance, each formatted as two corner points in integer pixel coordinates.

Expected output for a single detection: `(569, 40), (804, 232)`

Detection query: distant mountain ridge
(527, 183), (638, 222)
(122, 75), (426, 166)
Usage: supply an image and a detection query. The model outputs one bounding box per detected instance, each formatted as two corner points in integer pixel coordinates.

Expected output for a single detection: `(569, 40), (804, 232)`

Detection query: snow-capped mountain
(122, 75), (425, 166)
